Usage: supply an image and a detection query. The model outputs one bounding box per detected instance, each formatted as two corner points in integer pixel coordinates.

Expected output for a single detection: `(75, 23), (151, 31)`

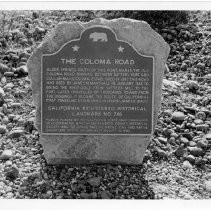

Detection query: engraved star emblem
(118, 46), (124, 52)
(72, 45), (80, 52)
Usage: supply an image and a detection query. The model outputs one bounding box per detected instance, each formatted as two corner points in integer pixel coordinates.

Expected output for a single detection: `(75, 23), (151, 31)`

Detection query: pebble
(194, 119), (203, 125)
(0, 87), (5, 97)
(187, 80), (199, 91)
(204, 181), (211, 192)
(196, 111), (206, 121)
(0, 96), (5, 107)
(10, 103), (22, 108)
(90, 192), (97, 199)
(80, 192), (90, 199)
(204, 133), (211, 140)
(172, 112), (186, 121)
(16, 66), (28, 75)
(24, 118), (35, 133)
(5, 186), (12, 192)
(183, 160), (193, 169)
(87, 177), (101, 187)
(46, 190), (53, 197)
(189, 141), (196, 147)
(185, 42), (193, 50)
(0, 125), (7, 134)
(196, 124), (209, 132)
(158, 137), (168, 144)
(0, 63), (9, 73)
(4, 72), (14, 77)
(168, 137), (176, 145)
(163, 109), (173, 117)
(100, 190), (112, 199)
(5, 160), (13, 166)
(188, 147), (204, 157)
(5, 166), (19, 179)
(175, 145), (185, 158)
(196, 139), (208, 148)
(196, 62), (205, 69)
(195, 157), (205, 166)
(0, 150), (13, 160)
(155, 147), (168, 158)
(6, 192), (14, 198)
(170, 132), (179, 138)
(180, 137), (189, 145)
(7, 129), (25, 138)
(185, 154), (195, 163)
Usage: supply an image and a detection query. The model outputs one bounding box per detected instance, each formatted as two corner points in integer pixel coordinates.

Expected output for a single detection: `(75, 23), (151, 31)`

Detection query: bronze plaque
(41, 26), (154, 135)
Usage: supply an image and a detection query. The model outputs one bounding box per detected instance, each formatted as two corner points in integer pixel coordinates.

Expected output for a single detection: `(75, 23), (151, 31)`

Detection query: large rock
(27, 18), (170, 164)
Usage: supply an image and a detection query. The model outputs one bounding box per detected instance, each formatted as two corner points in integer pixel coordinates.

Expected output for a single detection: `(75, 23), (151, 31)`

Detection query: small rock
(196, 111), (206, 121)
(189, 141), (196, 147)
(80, 192), (90, 199)
(180, 63), (188, 71)
(46, 190), (53, 197)
(183, 160), (193, 169)
(10, 103), (22, 108)
(100, 190), (112, 199)
(180, 137), (189, 145)
(5, 186), (12, 192)
(5, 166), (19, 179)
(197, 139), (208, 148)
(7, 129), (25, 138)
(87, 177), (101, 187)
(194, 119), (203, 125)
(0, 150), (13, 160)
(5, 160), (12, 166)
(155, 147), (168, 158)
(164, 64), (170, 74)
(4, 72), (14, 77)
(204, 181), (211, 192)
(197, 62), (205, 69)
(8, 114), (15, 121)
(16, 66), (28, 76)
(0, 87), (5, 97)
(0, 63), (9, 73)
(158, 137), (167, 144)
(0, 125), (7, 134)
(195, 157), (206, 166)
(90, 192), (97, 199)
(168, 137), (176, 145)
(172, 112), (186, 121)
(175, 145), (185, 158)
(196, 124), (209, 132)
(187, 80), (199, 92)
(185, 154), (195, 163)
(0, 95), (5, 107)
(185, 42), (193, 50)
(181, 132), (193, 140)
(24, 118), (35, 133)
(205, 133), (211, 141)
(170, 132), (179, 138)
(188, 147), (204, 157)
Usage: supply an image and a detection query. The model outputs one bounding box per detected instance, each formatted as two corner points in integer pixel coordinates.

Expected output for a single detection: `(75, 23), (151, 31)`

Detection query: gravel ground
(0, 10), (211, 199)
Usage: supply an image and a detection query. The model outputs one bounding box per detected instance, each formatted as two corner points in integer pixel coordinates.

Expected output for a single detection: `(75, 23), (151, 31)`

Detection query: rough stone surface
(172, 111), (186, 121)
(27, 18), (170, 164)
(0, 150), (13, 160)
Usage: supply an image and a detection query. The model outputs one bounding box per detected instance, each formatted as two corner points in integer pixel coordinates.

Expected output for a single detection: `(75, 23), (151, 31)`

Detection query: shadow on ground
(18, 158), (155, 199)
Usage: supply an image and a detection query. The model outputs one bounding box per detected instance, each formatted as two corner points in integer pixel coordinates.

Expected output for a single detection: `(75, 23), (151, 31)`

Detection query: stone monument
(27, 18), (170, 164)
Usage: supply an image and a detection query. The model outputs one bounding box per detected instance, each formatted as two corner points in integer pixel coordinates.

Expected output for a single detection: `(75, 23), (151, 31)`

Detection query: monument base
(41, 134), (151, 165)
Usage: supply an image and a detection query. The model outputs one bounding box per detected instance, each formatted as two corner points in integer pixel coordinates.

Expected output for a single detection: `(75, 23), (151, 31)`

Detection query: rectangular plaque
(41, 26), (154, 135)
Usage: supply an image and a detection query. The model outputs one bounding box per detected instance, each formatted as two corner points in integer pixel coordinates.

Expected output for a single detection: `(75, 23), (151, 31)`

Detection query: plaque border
(41, 25), (155, 136)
